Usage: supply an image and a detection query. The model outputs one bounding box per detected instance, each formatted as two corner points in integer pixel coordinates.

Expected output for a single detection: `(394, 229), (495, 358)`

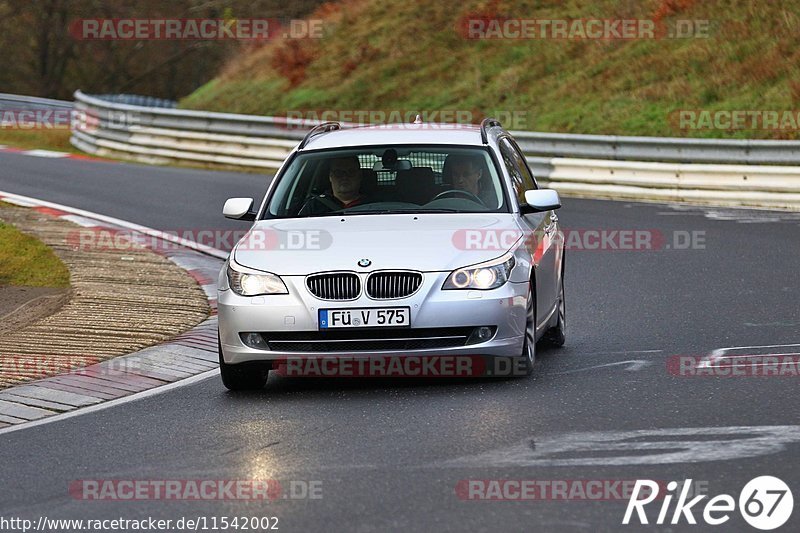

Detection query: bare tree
(0, 0), (327, 99)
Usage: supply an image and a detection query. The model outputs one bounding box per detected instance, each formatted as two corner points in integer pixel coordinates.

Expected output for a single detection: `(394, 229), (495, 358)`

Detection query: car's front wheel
(218, 335), (270, 391)
(543, 274), (566, 347)
(516, 285), (536, 376)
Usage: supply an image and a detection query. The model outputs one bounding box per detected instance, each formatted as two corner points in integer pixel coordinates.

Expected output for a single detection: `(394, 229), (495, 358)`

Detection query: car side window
(509, 139), (538, 190)
(499, 138), (535, 206)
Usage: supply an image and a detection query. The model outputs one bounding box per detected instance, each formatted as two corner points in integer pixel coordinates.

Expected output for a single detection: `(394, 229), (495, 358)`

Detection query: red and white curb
(0, 190), (226, 432)
(0, 144), (108, 162)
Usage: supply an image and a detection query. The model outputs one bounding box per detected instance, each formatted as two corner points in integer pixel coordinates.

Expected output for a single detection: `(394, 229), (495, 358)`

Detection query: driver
(298, 156), (368, 216)
(329, 155), (366, 208)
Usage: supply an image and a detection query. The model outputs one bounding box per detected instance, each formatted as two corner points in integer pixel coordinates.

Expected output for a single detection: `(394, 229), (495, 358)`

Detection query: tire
(516, 284), (536, 376)
(218, 335), (270, 391)
(543, 274), (566, 348)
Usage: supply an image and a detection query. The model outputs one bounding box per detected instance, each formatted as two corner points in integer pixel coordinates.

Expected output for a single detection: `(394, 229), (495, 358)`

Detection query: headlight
(443, 253), (515, 290)
(227, 261), (288, 296)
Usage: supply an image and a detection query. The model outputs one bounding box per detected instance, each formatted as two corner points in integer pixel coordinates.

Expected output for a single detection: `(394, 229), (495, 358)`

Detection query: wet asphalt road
(1, 152), (799, 532)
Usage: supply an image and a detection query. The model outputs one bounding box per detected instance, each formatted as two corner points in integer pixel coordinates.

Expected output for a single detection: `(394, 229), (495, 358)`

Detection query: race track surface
(1, 152), (798, 532)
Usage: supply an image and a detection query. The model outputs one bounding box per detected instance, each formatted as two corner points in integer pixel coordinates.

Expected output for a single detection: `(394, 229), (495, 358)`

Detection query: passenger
(444, 154), (496, 207)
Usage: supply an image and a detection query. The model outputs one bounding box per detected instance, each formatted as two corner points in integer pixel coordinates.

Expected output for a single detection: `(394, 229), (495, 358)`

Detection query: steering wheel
(432, 189), (485, 205)
(297, 194), (342, 215)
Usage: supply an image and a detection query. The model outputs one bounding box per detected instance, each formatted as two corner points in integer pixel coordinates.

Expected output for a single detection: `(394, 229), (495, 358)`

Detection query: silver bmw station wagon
(217, 119), (565, 390)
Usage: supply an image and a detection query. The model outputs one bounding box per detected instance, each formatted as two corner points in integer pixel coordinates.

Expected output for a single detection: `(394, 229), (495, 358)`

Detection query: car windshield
(264, 146), (508, 218)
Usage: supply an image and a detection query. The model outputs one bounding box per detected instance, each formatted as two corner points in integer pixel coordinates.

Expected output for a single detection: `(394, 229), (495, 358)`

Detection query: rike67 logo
(623, 476), (793, 530)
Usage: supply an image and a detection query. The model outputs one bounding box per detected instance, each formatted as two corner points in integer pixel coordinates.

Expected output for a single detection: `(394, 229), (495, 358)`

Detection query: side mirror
(523, 189), (561, 212)
(223, 198), (256, 221)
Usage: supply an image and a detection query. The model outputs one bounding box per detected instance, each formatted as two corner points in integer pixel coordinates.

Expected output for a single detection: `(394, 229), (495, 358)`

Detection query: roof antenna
(413, 114), (422, 124)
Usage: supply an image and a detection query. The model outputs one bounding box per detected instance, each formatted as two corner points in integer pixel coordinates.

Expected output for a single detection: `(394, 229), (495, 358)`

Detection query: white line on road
(547, 360), (653, 375)
(0, 370), (217, 437)
(438, 425), (800, 468)
(698, 343), (800, 368)
(0, 189), (228, 260)
(22, 149), (70, 158)
(0, 191), (227, 435)
(588, 349), (663, 356)
(715, 343), (800, 351)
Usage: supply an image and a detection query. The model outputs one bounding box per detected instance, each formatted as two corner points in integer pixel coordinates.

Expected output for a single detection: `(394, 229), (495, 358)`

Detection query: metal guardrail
(511, 131), (800, 166)
(537, 158), (800, 210)
(0, 93), (73, 111)
(71, 90), (800, 166)
(74, 90), (309, 139)
(91, 94), (177, 109)
(71, 91), (305, 168)
(0, 92), (172, 111)
(1, 93), (74, 129)
(68, 90), (800, 210)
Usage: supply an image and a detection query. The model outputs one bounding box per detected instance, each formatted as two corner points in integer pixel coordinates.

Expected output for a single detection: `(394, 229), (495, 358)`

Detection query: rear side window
(499, 138), (536, 206)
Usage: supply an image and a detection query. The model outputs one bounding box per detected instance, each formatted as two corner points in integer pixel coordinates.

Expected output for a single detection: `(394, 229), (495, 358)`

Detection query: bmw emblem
(358, 258), (372, 267)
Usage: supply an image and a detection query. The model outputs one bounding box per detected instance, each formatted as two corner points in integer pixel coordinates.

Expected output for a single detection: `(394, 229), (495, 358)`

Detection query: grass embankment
(0, 128), (76, 153)
(0, 209), (71, 288)
(181, 0), (800, 139)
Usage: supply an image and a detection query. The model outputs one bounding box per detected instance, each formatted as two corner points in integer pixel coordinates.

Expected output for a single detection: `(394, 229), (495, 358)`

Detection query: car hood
(233, 214), (525, 275)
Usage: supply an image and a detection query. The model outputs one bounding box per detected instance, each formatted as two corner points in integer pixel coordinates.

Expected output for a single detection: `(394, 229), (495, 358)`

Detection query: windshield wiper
(340, 208), (463, 215)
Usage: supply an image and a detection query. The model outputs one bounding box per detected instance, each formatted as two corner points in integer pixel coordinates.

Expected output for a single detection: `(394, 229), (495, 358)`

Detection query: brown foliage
(270, 39), (316, 87)
(790, 80), (800, 106)
(341, 44), (379, 77)
(651, 0), (698, 23)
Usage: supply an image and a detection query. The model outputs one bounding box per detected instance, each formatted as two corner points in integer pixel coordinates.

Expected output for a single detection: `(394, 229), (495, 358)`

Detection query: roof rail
(480, 118), (502, 144)
(298, 122), (341, 150)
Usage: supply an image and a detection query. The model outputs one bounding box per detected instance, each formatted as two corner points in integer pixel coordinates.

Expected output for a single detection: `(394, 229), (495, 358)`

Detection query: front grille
(306, 272), (360, 300)
(263, 327), (473, 352)
(366, 271), (423, 299)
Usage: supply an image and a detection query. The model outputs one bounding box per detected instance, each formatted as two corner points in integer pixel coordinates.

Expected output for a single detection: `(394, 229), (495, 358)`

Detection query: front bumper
(218, 271), (528, 364)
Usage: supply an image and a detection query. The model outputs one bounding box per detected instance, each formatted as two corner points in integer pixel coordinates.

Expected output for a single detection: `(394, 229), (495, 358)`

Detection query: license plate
(319, 307), (410, 329)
